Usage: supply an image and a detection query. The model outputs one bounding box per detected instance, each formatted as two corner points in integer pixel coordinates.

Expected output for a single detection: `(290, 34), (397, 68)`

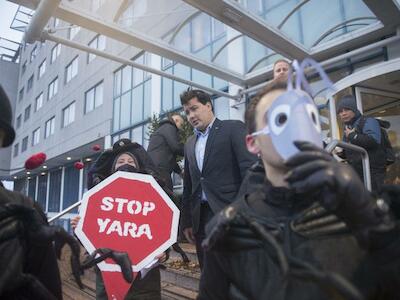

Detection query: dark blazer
(181, 118), (257, 233)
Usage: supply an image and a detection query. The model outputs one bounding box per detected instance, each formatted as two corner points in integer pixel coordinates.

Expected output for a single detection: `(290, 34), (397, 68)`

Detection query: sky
(0, 0), (24, 56)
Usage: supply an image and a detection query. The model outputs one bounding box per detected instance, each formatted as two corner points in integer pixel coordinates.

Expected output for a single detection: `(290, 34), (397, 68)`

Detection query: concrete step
(161, 261), (201, 292)
(161, 282), (198, 300)
(62, 277), (96, 300)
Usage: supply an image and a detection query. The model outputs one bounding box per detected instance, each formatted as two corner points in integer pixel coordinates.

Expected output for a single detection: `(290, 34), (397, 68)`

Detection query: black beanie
(337, 95), (357, 114)
(0, 85), (15, 147)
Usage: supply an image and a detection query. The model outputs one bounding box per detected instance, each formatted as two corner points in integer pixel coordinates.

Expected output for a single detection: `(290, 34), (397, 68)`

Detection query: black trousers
(194, 202), (214, 269)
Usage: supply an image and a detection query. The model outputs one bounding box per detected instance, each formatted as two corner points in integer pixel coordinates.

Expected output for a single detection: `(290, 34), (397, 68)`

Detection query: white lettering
(98, 220), (153, 240)
(127, 200), (142, 214)
(123, 222), (137, 237)
(106, 220), (123, 236)
(101, 197), (114, 211)
(97, 218), (110, 233)
(137, 224), (153, 240)
(115, 198), (128, 213)
(142, 201), (155, 216)
(99, 197), (156, 216)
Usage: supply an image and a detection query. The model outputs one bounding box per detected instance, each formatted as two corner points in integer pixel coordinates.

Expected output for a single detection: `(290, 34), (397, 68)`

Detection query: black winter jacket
(0, 187), (62, 299)
(147, 120), (183, 176)
(198, 182), (400, 300)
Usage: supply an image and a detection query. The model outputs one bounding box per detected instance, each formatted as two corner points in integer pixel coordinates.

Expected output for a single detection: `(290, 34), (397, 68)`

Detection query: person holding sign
(72, 139), (168, 300)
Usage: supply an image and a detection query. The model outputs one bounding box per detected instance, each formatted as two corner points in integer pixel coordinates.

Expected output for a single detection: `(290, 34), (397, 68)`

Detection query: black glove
(285, 141), (393, 247)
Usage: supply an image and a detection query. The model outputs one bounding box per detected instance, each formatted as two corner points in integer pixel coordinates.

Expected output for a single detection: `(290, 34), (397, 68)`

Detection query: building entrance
(355, 85), (400, 185)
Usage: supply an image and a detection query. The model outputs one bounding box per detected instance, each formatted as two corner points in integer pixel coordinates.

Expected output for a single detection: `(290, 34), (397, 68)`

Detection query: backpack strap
(356, 115), (367, 133)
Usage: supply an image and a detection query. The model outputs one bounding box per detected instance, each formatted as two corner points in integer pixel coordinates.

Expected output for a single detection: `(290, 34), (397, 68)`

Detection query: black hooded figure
(337, 95), (386, 191)
(0, 85), (62, 300)
(87, 139), (166, 300)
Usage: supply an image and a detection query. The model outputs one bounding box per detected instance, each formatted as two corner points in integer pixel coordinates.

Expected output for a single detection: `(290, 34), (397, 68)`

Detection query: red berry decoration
(25, 152), (47, 170)
(74, 161), (85, 170)
(92, 144), (101, 151)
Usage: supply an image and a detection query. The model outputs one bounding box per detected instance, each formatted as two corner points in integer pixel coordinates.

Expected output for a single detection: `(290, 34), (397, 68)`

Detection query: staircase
(59, 243), (200, 299)
(161, 243), (200, 299)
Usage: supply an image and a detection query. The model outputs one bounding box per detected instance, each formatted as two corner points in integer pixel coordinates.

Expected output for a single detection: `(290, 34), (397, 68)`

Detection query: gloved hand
(285, 141), (393, 246)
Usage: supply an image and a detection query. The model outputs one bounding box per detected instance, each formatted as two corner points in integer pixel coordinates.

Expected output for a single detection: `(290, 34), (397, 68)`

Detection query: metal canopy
(10, 0), (400, 90)
(182, 0), (309, 60)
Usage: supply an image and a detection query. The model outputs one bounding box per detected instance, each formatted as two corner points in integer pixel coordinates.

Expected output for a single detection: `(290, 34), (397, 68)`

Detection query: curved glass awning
(10, 0), (400, 87)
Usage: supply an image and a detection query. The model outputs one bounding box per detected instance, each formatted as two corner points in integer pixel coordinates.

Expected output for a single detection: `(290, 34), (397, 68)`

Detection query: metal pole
(24, 0), (61, 44)
(40, 31), (239, 100)
(48, 200), (81, 223)
(325, 139), (371, 191)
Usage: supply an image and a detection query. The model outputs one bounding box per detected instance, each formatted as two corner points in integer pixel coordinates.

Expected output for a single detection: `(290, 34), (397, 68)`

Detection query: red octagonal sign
(75, 171), (180, 272)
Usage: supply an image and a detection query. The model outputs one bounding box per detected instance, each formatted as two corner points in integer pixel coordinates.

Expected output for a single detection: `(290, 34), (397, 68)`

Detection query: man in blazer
(180, 89), (256, 267)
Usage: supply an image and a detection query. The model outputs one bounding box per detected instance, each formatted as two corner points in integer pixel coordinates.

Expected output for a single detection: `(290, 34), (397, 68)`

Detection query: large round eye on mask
(305, 103), (321, 132)
(266, 90), (323, 160)
(269, 104), (291, 136)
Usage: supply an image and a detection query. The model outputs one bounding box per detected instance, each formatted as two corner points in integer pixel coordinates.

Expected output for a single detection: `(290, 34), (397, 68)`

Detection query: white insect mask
(252, 58), (334, 160)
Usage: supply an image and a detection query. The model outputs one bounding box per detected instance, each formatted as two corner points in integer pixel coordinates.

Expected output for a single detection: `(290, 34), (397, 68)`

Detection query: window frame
(84, 81), (103, 114)
(48, 77), (58, 100)
(45, 116), (55, 138)
(62, 101), (76, 128)
(65, 56), (79, 84)
(35, 92), (44, 112)
(32, 127), (40, 146)
(38, 59), (46, 79)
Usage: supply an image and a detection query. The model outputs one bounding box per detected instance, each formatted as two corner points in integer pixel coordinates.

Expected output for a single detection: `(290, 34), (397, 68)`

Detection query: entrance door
(355, 87), (400, 185)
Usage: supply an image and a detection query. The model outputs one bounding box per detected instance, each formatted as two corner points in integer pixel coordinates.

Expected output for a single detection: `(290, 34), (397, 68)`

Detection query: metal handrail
(325, 139), (371, 191)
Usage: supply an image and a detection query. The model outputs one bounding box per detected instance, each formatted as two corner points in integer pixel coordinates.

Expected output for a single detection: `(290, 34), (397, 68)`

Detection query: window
(13, 143), (19, 157)
(21, 136), (28, 152)
(68, 24), (80, 39)
(37, 173), (48, 209)
(22, 61), (27, 75)
(32, 127), (40, 146)
(27, 74), (34, 91)
(54, 18), (60, 27)
(35, 93), (43, 112)
(87, 35), (106, 62)
(45, 116), (55, 138)
(48, 169), (61, 212)
(30, 45), (37, 62)
(91, 0), (105, 11)
(65, 56), (78, 83)
(85, 82), (103, 113)
(63, 164), (79, 211)
(62, 102), (75, 127)
(38, 59), (46, 79)
(24, 105), (31, 121)
(51, 44), (61, 64)
(28, 177), (36, 199)
(16, 114), (21, 129)
(19, 88), (24, 102)
(48, 77), (58, 100)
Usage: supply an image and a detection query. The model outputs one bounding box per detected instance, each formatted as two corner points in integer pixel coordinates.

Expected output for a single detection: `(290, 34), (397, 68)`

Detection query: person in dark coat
(337, 95), (386, 191)
(0, 85), (62, 299)
(198, 81), (400, 300)
(180, 89), (257, 268)
(147, 113), (184, 191)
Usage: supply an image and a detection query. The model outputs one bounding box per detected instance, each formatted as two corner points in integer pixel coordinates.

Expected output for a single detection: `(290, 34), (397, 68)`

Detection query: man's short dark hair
(273, 59), (290, 69)
(167, 112), (183, 123)
(245, 81), (287, 134)
(180, 89), (212, 108)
